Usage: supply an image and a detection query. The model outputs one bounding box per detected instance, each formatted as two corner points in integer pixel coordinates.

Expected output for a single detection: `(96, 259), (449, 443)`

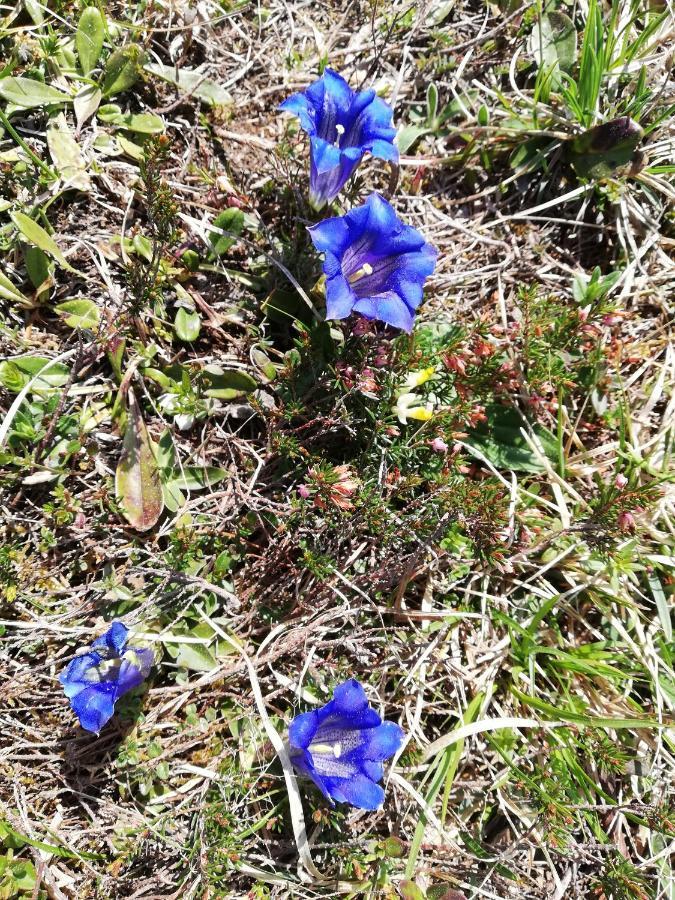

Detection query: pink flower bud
(430, 437), (448, 454)
(618, 510), (635, 532)
(614, 473), (628, 490)
(351, 317), (371, 336)
(298, 484), (310, 499)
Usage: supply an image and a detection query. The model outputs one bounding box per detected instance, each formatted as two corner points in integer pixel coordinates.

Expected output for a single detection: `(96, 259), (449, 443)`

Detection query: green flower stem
(0, 108), (57, 181)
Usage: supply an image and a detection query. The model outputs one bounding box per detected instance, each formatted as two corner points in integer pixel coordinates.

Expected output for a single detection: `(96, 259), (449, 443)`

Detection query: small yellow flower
(400, 366), (436, 392)
(395, 392), (435, 425)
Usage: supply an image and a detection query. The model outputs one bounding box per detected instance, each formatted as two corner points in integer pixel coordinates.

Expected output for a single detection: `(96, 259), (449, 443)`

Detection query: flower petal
(308, 217), (352, 258)
(310, 136), (343, 175)
(114, 655), (149, 700)
(353, 294), (415, 332)
(325, 774), (386, 810)
(324, 272), (357, 320)
(361, 759), (384, 782)
(289, 710), (320, 750)
(59, 652), (101, 696)
(70, 684), (116, 734)
(278, 93), (316, 136)
(359, 721), (405, 760)
(291, 747), (336, 805)
(91, 621), (128, 656)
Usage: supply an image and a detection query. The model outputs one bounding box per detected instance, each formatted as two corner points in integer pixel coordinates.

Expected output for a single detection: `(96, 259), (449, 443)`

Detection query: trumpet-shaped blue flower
(288, 678), (404, 810)
(308, 192), (437, 332)
(279, 68), (398, 210)
(59, 621), (153, 734)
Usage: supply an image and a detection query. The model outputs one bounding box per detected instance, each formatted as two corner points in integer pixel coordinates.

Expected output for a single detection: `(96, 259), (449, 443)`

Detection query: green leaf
(512, 687), (661, 728)
(161, 479), (185, 513)
(399, 881), (426, 900)
(0, 820), (102, 861)
(209, 208), (245, 256)
(47, 113), (91, 191)
(10, 211), (73, 271)
(8, 860), (37, 891)
(101, 44), (146, 97)
(648, 571), (672, 642)
(97, 104), (165, 133)
(24, 246), (51, 291)
(76, 6), (105, 75)
(54, 297), (100, 329)
(0, 272), (31, 307)
(0, 77), (71, 109)
(396, 123), (429, 155)
(176, 642), (218, 672)
(116, 133), (145, 161)
(0, 356), (70, 393)
(174, 307), (201, 341)
(568, 116), (643, 179)
(202, 365), (256, 399)
(467, 405), (558, 473)
(528, 11), (577, 78)
(115, 389), (163, 531)
(73, 84), (102, 130)
(144, 63), (233, 107)
(426, 82), (438, 125)
(168, 466), (228, 490)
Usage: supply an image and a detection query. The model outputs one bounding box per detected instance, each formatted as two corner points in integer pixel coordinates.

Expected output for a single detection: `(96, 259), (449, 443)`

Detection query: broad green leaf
(144, 63), (233, 106)
(250, 346), (278, 381)
(54, 297), (100, 329)
(0, 272), (31, 307)
(467, 404), (558, 474)
(8, 859), (37, 891)
(396, 124), (429, 155)
(155, 429), (177, 471)
(24, 0), (44, 24)
(10, 211), (72, 270)
(73, 84), (102, 130)
(162, 479), (185, 513)
(0, 356), (70, 393)
(202, 365), (256, 399)
(117, 133), (144, 161)
(209, 208), (245, 256)
(528, 11), (577, 78)
(168, 466), (228, 490)
(24, 246), (51, 290)
(568, 116), (643, 179)
(101, 44), (145, 97)
(174, 307), (201, 341)
(0, 77), (71, 109)
(76, 6), (105, 75)
(98, 104), (165, 133)
(176, 642), (218, 672)
(399, 882), (425, 900)
(132, 233), (153, 260)
(47, 113), (91, 191)
(115, 389), (163, 531)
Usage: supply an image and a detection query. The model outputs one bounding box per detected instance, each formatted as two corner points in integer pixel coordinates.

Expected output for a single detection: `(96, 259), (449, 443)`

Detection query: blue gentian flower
(288, 678), (404, 810)
(308, 192), (437, 332)
(59, 621), (153, 734)
(279, 68), (398, 210)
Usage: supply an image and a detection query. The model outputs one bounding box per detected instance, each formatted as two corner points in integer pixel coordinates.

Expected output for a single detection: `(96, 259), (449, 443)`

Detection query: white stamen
(348, 262), (373, 284)
(309, 740), (343, 758)
(335, 124), (345, 136)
